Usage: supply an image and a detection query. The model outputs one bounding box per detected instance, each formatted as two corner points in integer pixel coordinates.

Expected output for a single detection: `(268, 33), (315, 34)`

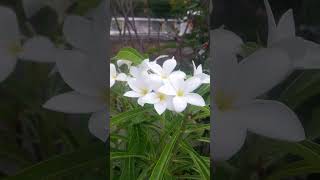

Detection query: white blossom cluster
(110, 57), (210, 115)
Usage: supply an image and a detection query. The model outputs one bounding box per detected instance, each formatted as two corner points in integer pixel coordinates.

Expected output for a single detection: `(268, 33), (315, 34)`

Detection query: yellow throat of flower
(141, 87), (149, 95)
(157, 92), (167, 101)
(215, 90), (235, 111)
(177, 89), (184, 97)
(8, 42), (22, 56)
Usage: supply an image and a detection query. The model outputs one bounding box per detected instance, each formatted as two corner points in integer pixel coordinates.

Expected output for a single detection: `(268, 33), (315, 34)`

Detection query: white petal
(148, 74), (163, 88)
(89, 110), (108, 142)
(199, 73), (210, 84)
(148, 61), (163, 75)
(137, 97), (145, 106)
(110, 63), (116, 77)
(0, 6), (20, 46)
(165, 97), (175, 111)
(242, 100), (305, 141)
(19, 36), (56, 62)
(186, 93), (205, 106)
(116, 73), (127, 81)
(196, 64), (203, 75)
(110, 78), (115, 88)
(154, 55), (169, 61)
(272, 37), (310, 64)
(63, 15), (93, 52)
(210, 29), (243, 56)
(169, 70), (186, 80)
(162, 58), (177, 75)
(273, 9), (295, 43)
(211, 110), (247, 161)
(169, 75), (185, 90)
(264, 0), (277, 45)
(210, 30), (238, 92)
(299, 43), (320, 69)
(185, 77), (201, 93)
(124, 91), (141, 98)
(173, 96), (187, 112)
(127, 79), (141, 92)
(236, 48), (291, 102)
(158, 83), (176, 96)
(0, 49), (16, 82)
(154, 102), (167, 115)
(43, 91), (105, 113)
(142, 93), (160, 104)
(56, 50), (105, 96)
(129, 66), (139, 77)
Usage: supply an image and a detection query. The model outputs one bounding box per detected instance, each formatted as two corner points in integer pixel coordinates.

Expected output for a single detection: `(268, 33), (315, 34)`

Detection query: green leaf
(266, 140), (320, 164)
(180, 141), (210, 180)
(149, 118), (184, 180)
(185, 124), (210, 133)
(4, 142), (106, 180)
(113, 47), (147, 65)
(111, 107), (150, 126)
(265, 160), (320, 180)
(111, 152), (149, 161)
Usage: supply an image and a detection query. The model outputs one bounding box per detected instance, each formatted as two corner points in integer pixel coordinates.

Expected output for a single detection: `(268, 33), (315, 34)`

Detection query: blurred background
(110, 0), (210, 70)
(211, 0), (320, 180)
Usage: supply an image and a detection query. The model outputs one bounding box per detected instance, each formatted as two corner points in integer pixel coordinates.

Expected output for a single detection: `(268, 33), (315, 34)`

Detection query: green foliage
(110, 79), (210, 179)
(112, 47), (148, 65)
(4, 142), (107, 180)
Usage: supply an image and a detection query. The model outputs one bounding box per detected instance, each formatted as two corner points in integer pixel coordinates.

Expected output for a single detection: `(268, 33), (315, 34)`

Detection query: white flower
(159, 77), (205, 112)
(110, 63), (127, 87)
(129, 59), (150, 79)
(44, 2), (109, 142)
(0, 6), (56, 82)
(142, 91), (174, 115)
(192, 61), (210, 84)
(124, 76), (158, 106)
(210, 29), (305, 161)
(44, 50), (108, 142)
(264, 0), (320, 69)
(148, 57), (186, 83)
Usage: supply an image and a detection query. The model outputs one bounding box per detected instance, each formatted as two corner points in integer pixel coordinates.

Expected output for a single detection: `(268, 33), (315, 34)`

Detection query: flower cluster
(110, 57), (210, 115)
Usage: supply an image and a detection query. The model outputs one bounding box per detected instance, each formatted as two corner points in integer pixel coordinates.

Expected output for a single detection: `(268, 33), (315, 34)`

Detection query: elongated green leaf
(269, 140), (320, 164)
(185, 124), (210, 133)
(137, 163), (154, 180)
(149, 119), (183, 180)
(196, 84), (210, 96)
(265, 160), (320, 180)
(180, 141), (210, 180)
(301, 140), (320, 154)
(113, 47), (147, 65)
(111, 107), (150, 126)
(111, 152), (149, 160)
(4, 142), (106, 180)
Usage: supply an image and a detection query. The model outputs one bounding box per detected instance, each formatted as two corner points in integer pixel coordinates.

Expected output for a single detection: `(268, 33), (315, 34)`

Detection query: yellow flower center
(177, 89), (184, 97)
(157, 93), (167, 101)
(141, 88), (149, 95)
(215, 90), (235, 111)
(161, 74), (168, 79)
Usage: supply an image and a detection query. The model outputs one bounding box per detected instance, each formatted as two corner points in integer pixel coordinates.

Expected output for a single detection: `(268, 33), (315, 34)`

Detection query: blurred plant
(212, 1), (320, 180)
(0, 0), (108, 179)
